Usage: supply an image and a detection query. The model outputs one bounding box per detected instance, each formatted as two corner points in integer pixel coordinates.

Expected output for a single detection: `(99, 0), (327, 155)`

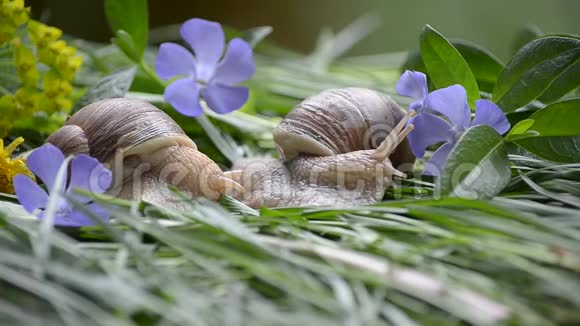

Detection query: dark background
(28, 0), (580, 60)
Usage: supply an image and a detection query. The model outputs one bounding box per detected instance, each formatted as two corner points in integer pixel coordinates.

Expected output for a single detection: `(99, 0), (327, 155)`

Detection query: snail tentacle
(372, 111), (415, 161)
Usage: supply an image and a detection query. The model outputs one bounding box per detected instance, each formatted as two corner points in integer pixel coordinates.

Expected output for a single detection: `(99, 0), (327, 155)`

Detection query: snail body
(47, 98), (241, 209)
(233, 87), (415, 208)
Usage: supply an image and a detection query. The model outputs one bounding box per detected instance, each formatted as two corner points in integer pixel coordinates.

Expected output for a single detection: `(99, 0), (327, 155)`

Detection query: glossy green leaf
(439, 125), (510, 199)
(526, 98), (580, 136)
(506, 119), (537, 142)
(513, 99), (580, 163)
(538, 62), (580, 103)
(493, 36), (580, 112)
(111, 30), (141, 63)
(105, 0), (148, 60)
(451, 40), (504, 93)
(420, 25), (480, 107)
(516, 136), (580, 163)
(509, 119), (535, 135)
(402, 40), (503, 93)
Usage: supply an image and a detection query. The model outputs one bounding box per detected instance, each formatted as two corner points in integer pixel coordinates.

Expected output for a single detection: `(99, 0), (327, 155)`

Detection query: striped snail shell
(46, 98), (242, 208)
(273, 87), (414, 169)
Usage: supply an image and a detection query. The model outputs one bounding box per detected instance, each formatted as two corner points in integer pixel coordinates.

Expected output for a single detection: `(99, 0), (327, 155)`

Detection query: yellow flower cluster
(0, 137), (33, 194)
(28, 20), (81, 114)
(0, 0), (28, 44)
(0, 0), (82, 137)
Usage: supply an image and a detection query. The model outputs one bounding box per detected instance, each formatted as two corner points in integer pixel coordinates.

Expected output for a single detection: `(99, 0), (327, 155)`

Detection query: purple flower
(396, 70), (470, 127)
(13, 144), (112, 227)
(406, 86), (510, 176)
(155, 18), (256, 117)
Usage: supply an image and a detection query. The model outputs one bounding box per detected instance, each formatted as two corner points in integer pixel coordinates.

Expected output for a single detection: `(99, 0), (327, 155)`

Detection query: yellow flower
(42, 69), (73, 97)
(28, 20), (61, 48)
(14, 87), (38, 114)
(0, 0), (29, 26)
(0, 137), (33, 194)
(56, 52), (83, 81)
(0, 0), (29, 45)
(28, 22), (83, 82)
(37, 92), (72, 113)
(0, 21), (16, 44)
(13, 39), (39, 86)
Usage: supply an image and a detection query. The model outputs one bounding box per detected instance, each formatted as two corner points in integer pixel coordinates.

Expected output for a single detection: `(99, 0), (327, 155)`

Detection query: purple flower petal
(407, 113), (454, 157)
(212, 38), (255, 85)
(164, 78), (203, 117)
(155, 43), (196, 80)
(472, 100), (510, 135)
(13, 174), (48, 213)
(396, 71), (428, 101)
(52, 207), (92, 227)
(424, 85), (471, 129)
(27, 144), (65, 192)
(180, 18), (225, 81)
(47, 202), (109, 227)
(423, 142), (455, 176)
(60, 203), (110, 227)
(202, 84), (249, 114)
(67, 154), (112, 203)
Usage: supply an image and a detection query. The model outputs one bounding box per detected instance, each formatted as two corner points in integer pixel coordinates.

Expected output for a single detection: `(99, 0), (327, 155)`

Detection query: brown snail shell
(273, 87), (414, 170)
(47, 98), (241, 209)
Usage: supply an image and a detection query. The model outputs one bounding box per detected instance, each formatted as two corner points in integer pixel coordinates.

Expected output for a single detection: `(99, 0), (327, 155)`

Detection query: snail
(46, 88), (414, 209)
(230, 87), (415, 208)
(46, 98), (243, 209)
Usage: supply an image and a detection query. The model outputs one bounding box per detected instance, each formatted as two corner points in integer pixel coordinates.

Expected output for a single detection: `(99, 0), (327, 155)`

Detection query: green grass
(1, 155), (579, 325)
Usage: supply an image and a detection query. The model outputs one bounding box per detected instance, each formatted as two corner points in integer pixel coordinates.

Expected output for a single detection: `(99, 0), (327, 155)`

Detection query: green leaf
(509, 119), (535, 135)
(537, 62), (580, 103)
(493, 36), (580, 112)
(516, 136), (580, 163)
(72, 66), (137, 114)
(104, 0), (148, 60)
(513, 99), (580, 163)
(506, 119), (538, 142)
(439, 125), (510, 199)
(112, 30), (141, 62)
(526, 98), (580, 136)
(419, 25), (480, 108)
(451, 40), (504, 93)
(402, 40), (503, 93)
